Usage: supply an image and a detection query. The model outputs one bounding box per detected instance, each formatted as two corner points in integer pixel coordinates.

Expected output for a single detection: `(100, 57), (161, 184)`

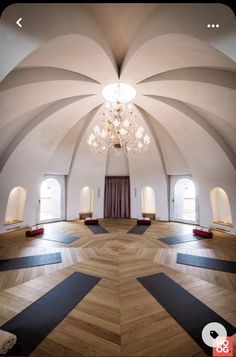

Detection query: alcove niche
(79, 186), (93, 214)
(141, 186), (156, 216)
(210, 187), (233, 226)
(4, 186), (27, 224)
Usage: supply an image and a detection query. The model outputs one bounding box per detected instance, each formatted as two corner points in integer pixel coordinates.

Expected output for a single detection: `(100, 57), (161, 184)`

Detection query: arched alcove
(79, 186), (93, 213)
(141, 187), (156, 214)
(5, 186), (27, 224)
(40, 178), (61, 221)
(210, 187), (233, 226)
(174, 178), (196, 222)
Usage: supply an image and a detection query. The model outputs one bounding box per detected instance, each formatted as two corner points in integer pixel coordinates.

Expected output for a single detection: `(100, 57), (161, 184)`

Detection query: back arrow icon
(16, 18), (22, 28)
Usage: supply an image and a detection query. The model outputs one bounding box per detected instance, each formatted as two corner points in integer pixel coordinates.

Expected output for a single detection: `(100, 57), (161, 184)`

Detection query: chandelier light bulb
(100, 130), (107, 138)
(119, 128), (127, 136)
(113, 119), (120, 127)
(94, 125), (100, 134)
(123, 119), (129, 127)
(135, 131), (142, 139)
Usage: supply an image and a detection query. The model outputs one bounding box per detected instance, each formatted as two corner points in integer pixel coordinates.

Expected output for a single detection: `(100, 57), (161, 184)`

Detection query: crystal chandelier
(87, 101), (151, 155)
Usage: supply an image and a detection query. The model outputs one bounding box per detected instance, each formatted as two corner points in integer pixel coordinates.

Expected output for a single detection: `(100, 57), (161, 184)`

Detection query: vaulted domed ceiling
(0, 3), (235, 229)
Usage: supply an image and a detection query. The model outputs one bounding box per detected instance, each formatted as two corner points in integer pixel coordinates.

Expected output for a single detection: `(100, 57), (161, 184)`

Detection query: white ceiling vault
(0, 3), (235, 189)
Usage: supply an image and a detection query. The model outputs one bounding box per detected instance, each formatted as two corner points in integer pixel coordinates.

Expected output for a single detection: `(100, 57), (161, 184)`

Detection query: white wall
(67, 108), (107, 220)
(106, 149), (129, 176)
(148, 116), (190, 175)
(0, 97), (102, 232)
(137, 95), (236, 234)
(128, 111), (168, 220)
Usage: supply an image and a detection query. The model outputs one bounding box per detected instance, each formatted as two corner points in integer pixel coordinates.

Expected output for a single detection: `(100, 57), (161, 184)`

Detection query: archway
(174, 178), (196, 223)
(210, 187), (233, 226)
(141, 187), (156, 217)
(39, 178), (61, 222)
(4, 186), (27, 224)
(79, 186), (93, 215)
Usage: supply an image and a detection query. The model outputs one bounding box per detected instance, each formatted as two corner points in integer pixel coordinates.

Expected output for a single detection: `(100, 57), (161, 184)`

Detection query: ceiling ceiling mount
(102, 83), (136, 103)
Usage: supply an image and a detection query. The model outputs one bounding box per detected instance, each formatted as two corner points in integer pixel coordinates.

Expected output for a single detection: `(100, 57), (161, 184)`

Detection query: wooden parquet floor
(0, 219), (236, 356)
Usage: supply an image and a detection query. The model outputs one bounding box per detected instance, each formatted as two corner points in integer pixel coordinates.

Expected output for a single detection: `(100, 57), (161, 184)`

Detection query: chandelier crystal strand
(87, 101), (151, 155)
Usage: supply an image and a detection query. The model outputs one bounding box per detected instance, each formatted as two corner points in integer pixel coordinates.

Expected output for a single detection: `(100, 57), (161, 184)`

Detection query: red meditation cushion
(193, 229), (213, 238)
(25, 228), (44, 237)
(84, 219), (99, 225)
(137, 219), (151, 225)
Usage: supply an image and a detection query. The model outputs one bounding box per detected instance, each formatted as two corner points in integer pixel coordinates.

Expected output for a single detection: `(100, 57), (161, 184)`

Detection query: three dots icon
(207, 24), (220, 28)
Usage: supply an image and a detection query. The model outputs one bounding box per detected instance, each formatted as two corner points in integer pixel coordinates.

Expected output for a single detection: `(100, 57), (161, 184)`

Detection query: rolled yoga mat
(0, 252), (62, 271)
(128, 225), (149, 235)
(38, 235), (79, 244)
(137, 272), (236, 355)
(86, 224), (108, 234)
(177, 253), (236, 273)
(0, 330), (17, 355)
(159, 234), (206, 245)
(1, 271), (100, 356)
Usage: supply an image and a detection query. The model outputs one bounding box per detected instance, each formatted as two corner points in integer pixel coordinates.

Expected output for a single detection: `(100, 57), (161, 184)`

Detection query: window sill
(4, 220), (23, 226)
(213, 221), (233, 227)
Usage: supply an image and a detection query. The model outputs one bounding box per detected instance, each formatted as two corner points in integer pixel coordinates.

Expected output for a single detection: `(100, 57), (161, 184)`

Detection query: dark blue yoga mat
(159, 234), (206, 245)
(39, 235), (79, 244)
(0, 252), (62, 271)
(177, 253), (236, 273)
(138, 272), (236, 355)
(128, 225), (149, 235)
(86, 224), (108, 234)
(1, 271), (100, 356)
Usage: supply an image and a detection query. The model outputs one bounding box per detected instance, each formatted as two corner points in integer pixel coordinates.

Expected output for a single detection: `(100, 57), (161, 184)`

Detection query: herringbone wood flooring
(0, 219), (236, 356)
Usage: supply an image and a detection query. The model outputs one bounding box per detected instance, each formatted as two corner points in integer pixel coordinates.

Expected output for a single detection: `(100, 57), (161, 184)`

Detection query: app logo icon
(202, 322), (234, 356)
(213, 336), (233, 357)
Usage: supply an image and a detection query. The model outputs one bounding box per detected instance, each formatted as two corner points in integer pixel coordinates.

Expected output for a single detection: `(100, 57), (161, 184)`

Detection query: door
(170, 176), (198, 224)
(38, 175), (65, 223)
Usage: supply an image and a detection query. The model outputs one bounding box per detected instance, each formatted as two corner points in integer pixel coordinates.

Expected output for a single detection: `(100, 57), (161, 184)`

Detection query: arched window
(79, 186), (93, 213)
(40, 178), (61, 221)
(174, 178), (196, 222)
(5, 186), (27, 224)
(141, 187), (156, 214)
(210, 187), (233, 226)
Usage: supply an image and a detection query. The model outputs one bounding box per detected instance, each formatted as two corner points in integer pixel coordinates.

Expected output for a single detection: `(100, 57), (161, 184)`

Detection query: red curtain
(104, 176), (130, 218)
